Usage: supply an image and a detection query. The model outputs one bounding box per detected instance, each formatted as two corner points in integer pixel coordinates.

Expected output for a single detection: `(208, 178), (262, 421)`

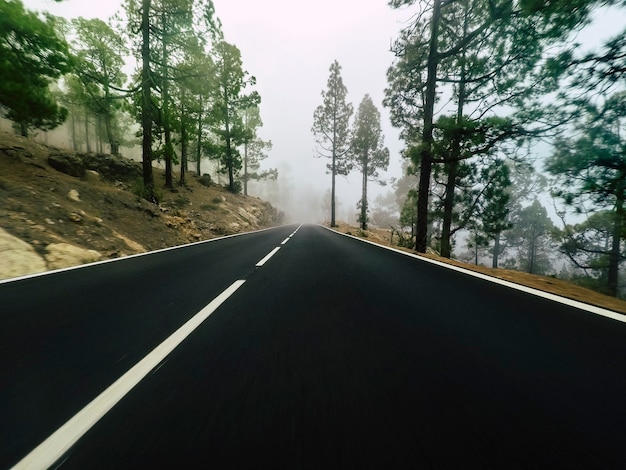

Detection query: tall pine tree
(312, 60), (353, 227)
(349, 95), (389, 230)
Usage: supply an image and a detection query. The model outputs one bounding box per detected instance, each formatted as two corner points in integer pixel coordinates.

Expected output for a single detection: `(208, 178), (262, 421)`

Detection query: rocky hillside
(0, 131), (281, 280)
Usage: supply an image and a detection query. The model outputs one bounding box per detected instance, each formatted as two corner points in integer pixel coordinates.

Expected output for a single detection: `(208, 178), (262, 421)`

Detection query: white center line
(12, 280), (246, 470)
(256, 247), (281, 267)
(281, 237), (290, 245)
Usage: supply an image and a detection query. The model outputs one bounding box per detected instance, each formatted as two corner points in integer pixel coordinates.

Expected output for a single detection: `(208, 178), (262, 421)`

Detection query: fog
(21, 0), (407, 225)
(19, 0), (626, 228)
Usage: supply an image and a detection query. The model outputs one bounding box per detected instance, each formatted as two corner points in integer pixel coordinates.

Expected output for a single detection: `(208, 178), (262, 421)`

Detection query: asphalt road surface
(2, 224), (626, 469)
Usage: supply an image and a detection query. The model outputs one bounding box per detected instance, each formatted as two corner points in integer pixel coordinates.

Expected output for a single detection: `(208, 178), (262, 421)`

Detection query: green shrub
(132, 178), (163, 202)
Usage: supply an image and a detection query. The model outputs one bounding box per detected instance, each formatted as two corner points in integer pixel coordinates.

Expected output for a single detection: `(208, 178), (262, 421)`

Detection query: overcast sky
(23, 0), (408, 223)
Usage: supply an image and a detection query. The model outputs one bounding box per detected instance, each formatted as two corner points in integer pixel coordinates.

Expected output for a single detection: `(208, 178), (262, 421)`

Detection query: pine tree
(71, 18), (128, 156)
(240, 104), (275, 196)
(210, 41), (257, 193)
(0, 0), (73, 136)
(312, 60), (353, 227)
(546, 92), (626, 295)
(385, 0), (579, 254)
(349, 95), (389, 230)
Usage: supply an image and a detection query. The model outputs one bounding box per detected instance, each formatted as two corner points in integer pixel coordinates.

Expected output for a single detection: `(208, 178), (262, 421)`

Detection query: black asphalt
(3, 224), (626, 468)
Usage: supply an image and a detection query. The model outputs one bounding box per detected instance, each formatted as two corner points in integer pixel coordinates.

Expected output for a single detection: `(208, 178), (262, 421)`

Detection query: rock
(165, 216), (185, 229)
(48, 152), (86, 177)
(199, 174), (212, 187)
(79, 153), (141, 181)
(237, 207), (259, 225)
(68, 212), (82, 223)
(84, 169), (101, 182)
(67, 189), (80, 202)
(0, 228), (47, 279)
(44, 243), (102, 270)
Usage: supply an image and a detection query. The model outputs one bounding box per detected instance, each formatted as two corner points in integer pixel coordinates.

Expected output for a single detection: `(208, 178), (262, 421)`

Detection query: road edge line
(11, 280), (246, 470)
(0, 223), (299, 286)
(320, 225), (626, 324)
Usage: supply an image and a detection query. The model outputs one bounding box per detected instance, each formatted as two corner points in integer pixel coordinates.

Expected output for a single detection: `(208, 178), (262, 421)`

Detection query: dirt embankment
(0, 131), (280, 280)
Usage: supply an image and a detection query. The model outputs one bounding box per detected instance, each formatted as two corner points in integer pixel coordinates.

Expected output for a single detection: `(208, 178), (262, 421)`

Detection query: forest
(2, 0), (626, 298)
(0, 0), (275, 200)
(314, 0), (626, 298)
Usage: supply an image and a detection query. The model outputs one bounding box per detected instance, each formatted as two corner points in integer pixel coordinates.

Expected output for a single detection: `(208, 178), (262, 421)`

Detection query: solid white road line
(256, 247), (281, 267)
(12, 280), (246, 470)
(0, 224), (289, 285)
(321, 225), (626, 324)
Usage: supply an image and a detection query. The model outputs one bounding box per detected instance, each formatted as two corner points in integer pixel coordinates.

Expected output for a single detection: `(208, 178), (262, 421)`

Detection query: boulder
(79, 153), (142, 181)
(0, 228), (47, 279)
(48, 152), (86, 177)
(44, 243), (102, 270)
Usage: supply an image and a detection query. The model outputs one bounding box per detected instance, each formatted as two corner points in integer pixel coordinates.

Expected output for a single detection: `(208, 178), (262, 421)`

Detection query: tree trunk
(492, 231), (501, 268)
(608, 178), (625, 296)
(141, 0), (155, 200)
(243, 138), (249, 196)
(162, 17), (173, 189)
(475, 233), (479, 265)
(179, 103), (187, 186)
(225, 120), (234, 192)
(84, 111), (91, 153)
(196, 104), (202, 176)
(361, 158), (369, 230)
(105, 112), (118, 156)
(440, 7), (469, 258)
(528, 227), (536, 274)
(103, 74), (119, 156)
(440, 160), (458, 258)
(415, 0), (442, 253)
(71, 111), (78, 151)
(97, 115), (103, 154)
(331, 154), (337, 227)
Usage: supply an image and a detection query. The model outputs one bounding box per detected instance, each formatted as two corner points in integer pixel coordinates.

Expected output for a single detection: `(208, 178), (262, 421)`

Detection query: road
(2, 223), (626, 468)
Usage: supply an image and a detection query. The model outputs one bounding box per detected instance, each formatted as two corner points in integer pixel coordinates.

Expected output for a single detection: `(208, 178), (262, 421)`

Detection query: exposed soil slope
(0, 131), (279, 279)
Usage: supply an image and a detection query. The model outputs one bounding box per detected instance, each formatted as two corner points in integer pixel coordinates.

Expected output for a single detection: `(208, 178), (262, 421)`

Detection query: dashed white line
(12, 280), (246, 470)
(256, 247), (281, 267)
(281, 237), (290, 245)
